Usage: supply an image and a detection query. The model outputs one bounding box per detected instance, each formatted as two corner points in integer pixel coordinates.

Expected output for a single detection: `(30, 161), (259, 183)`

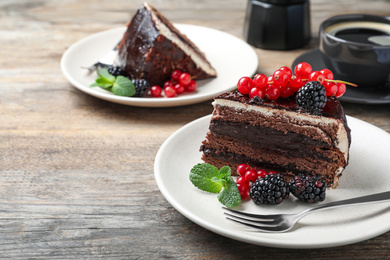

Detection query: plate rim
(154, 114), (390, 249)
(60, 24), (258, 107)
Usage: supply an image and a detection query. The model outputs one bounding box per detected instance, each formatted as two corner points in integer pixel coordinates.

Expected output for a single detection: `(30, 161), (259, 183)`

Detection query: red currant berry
(249, 87), (259, 98)
(164, 85), (176, 98)
(268, 171), (278, 175)
(163, 80), (174, 88)
(150, 85), (162, 97)
(179, 72), (191, 86)
(294, 62), (312, 79)
(279, 66), (293, 78)
(289, 75), (303, 89)
(335, 82), (346, 97)
(266, 85), (280, 100)
(237, 163), (249, 176)
(320, 69), (334, 80)
(257, 170), (267, 178)
(244, 169), (258, 182)
(249, 87), (266, 99)
(308, 71), (325, 84)
(237, 76), (254, 94)
(324, 81), (338, 96)
(257, 88), (267, 99)
(253, 74), (267, 88)
(237, 183), (250, 200)
(236, 176), (249, 186)
(174, 83), (185, 94)
(185, 80), (197, 92)
(279, 83), (295, 98)
(267, 75), (274, 83)
(273, 70), (289, 87)
(171, 69), (182, 81)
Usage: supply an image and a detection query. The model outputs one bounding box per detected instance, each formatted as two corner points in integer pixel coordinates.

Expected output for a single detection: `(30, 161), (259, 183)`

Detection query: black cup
(319, 14), (390, 88)
(244, 0), (311, 50)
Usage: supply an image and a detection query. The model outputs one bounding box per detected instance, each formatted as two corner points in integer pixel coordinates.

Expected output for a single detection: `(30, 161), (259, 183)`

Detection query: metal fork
(223, 190), (390, 232)
(83, 41), (121, 72)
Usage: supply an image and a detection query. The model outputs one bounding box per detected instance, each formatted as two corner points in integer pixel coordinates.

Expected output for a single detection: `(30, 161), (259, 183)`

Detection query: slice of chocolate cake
(200, 90), (351, 188)
(116, 2), (217, 85)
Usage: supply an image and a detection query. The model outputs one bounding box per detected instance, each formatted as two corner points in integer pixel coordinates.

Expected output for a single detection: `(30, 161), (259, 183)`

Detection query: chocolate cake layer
(201, 131), (345, 185)
(200, 90), (351, 187)
(116, 3), (217, 85)
(203, 130), (344, 163)
(201, 151), (338, 185)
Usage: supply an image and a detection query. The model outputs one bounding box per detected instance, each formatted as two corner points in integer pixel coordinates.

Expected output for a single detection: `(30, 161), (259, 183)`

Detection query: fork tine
(223, 211), (280, 226)
(222, 207), (279, 220)
(225, 215), (288, 232)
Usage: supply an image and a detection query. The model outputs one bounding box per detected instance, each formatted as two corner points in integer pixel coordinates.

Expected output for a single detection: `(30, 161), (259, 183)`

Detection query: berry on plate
(250, 174), (290, 205)
(132, 79), (150, 97)
(107, 66), (127, 77)
(150, 85), (162, 97)
(289, 174), (327, 203)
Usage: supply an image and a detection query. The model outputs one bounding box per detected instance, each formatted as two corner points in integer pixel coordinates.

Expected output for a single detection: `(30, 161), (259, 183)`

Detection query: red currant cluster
(235, 163), (276, 199)
(237, 62), (356, 100)
(150, 69), (197, 98)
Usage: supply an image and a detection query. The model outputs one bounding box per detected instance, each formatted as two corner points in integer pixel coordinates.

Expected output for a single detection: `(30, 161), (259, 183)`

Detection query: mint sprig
(112, 76), (136, 96)
(217, 176), (242, 208)
(90, 68), (135, 97)
(190, 163), (241, 208)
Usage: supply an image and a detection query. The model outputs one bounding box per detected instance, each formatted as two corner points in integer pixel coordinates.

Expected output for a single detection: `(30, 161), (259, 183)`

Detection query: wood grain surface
(1, 0), (389, 258)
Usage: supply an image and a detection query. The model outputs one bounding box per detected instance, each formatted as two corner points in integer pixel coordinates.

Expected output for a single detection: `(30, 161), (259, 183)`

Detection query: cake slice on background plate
(116, 2), (217, 86)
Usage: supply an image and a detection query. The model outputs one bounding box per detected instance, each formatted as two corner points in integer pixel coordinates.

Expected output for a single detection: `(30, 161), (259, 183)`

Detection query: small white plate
(60, 24), (258, 107)
(154, 115), (390, 248)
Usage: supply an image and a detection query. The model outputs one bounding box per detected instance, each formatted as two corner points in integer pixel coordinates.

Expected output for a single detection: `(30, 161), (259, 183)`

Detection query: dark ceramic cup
(319, 14), (390, 88)
(244, 0), (311, 50)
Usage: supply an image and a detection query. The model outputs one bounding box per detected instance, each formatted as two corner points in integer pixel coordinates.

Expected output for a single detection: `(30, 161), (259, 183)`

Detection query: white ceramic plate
(60, 24), (258, 107)
(154, 115), (390, 248)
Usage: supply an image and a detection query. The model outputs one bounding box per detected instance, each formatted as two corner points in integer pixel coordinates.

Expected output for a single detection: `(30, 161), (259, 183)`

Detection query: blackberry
(289, 174), (327, 203)
(296, 81), (327, 113)
(250, 174), (290, 205)
(132, 79), (150, 97)
(107, 66), (127, 77)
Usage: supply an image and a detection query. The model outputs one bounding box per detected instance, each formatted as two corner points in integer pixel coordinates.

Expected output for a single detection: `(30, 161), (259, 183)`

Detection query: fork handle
(303, 190), (390, 215)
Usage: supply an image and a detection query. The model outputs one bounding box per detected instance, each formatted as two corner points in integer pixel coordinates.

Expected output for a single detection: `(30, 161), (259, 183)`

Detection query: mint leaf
(112, 76), (135, 97)
(219, 166), (231, 181)
(189, 163), (227, 193)
(90, 68), (115, 89)
(189, 163), (241, 208)
(217, 177), (241, 208)
(97, 68), (115, 83)
(94, 78), (114, 89)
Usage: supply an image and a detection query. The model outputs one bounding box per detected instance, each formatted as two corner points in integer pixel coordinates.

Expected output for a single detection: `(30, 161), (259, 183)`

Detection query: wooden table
(1, 0), (389, 258)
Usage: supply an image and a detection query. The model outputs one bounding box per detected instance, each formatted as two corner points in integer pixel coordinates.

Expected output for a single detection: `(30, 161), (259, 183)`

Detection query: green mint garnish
(90, 68), (135, 97)
(97, 68), (115, 83)
(217, 176), (241, 208)
(112, 76), (136, 97)
(90, 68), (115, 88)
(190, 163), (226, 193)
(189, 163), (241, 208)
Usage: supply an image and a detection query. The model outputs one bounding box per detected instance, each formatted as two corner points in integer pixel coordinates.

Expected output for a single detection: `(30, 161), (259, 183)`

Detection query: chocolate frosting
(216, 90), (343, 119)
